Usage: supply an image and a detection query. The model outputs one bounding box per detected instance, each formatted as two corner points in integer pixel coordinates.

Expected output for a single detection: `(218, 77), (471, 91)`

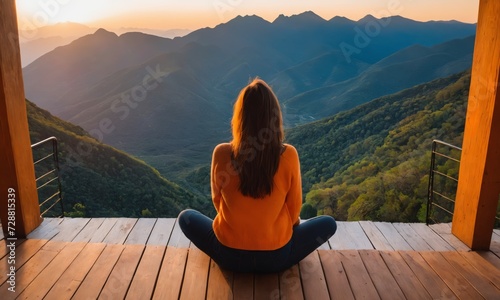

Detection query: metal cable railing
(31, 137), (64, 217)
(426, 140), (461, 225)
(426, 140), (500, 226)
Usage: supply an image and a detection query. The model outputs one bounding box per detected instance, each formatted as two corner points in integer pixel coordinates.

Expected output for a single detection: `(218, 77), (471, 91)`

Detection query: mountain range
(19, 22), (191, 66)
(23, 12), (476, 181)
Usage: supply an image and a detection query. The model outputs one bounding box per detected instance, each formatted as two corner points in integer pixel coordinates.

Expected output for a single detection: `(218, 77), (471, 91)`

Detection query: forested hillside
(27, 100), (210, 217)
(287, 71), (470, 222)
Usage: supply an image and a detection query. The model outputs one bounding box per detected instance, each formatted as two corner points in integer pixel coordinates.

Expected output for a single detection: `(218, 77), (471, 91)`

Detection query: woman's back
(211, 143), (302, 250)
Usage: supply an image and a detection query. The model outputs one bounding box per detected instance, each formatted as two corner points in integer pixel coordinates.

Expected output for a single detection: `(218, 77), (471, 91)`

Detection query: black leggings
(177, 209), (337, 273)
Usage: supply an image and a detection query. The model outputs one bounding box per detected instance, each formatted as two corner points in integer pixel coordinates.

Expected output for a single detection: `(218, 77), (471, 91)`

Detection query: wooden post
(0, 0), (42, 237)
(452, 0), (500, 250)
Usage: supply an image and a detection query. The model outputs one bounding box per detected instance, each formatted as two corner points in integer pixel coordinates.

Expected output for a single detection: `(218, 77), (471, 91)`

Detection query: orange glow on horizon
(15, 0), (479, 32)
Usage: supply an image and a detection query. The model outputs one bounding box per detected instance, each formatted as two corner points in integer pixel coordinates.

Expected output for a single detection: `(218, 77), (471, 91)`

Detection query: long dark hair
(231, 78), (284, 198)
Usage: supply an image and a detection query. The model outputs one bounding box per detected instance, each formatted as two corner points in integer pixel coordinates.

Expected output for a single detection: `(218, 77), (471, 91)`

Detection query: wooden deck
(0, 218), (499, 299)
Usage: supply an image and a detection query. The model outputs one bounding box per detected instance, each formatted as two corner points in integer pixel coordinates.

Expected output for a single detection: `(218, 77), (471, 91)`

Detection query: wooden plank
(374, 222), (413, 250)
(279, 264), (304, 300)
(358, 250), (406, 300)
(380, 251), (432, 300)
(206, 260), (233, 300)
(379, 251), (434, 299)
(148, 218), (176, 245)
(26, 218), (62, 240)
(318, 250), (354, 300)
(477, 251), (500, 270)
(125, 245), (166, 300)
(99, 244), (145, 299)
(0, 239), (48, 285)
(409, 223), (456, 251)
(88, 218), (119, 243)
(16, 242), (86, 299)
(254, 273), (280, 299)
(299, 251), (330, 299)
(102, 218), (138, 244)
(335, 250), (380, 299)
(399, 251), (457, 299)
(392, 223), (433, 250)
(419, 251), (484, 299)
(442, 251), (500, 299)
(344, 222), (374, 249)
(152, 246), (188, 300)
(429, 223), (471, 251)
(329, 221), (354, 249)
(359, 221), (393, 250)
(51, 218), (91, 242)
(72, 244), (125, 300)
(0, 241), (67, 297)
(0, 238), (25, 261)
(179, 245), (211, 300)
(428, 222), (452, 234)
(232, 272), (253, 300)
(460, 251), (500, 290)
(72, 218), (106, 242)
(45, 243), (106, 300)
(167, 219), (191, 247)
(490, 230), (500, 256)
(125, 218), (157, 245)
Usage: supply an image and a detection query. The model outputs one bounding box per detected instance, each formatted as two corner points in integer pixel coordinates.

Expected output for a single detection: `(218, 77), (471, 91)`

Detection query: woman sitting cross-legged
(178, 78), (337, 273)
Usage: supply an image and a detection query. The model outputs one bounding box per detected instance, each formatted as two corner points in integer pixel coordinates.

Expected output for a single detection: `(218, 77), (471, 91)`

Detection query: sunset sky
(16, 0), (479, 31)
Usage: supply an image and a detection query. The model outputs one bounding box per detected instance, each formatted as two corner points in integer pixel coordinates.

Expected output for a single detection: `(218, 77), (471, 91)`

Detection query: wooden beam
(0, 0), (41, 237)
(452, 0), (500, 250)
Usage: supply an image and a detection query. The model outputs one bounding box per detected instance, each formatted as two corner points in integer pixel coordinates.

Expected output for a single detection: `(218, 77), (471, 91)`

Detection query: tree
(300, 203), (317, 219)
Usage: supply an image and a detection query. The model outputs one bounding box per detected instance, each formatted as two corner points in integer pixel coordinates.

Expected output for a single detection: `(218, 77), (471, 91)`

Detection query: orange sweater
(211, 143), (302, 250)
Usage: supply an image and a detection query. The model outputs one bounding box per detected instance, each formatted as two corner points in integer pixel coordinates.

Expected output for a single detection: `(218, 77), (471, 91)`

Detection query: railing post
(452, 0), (500, 250)
(0, 0), (42, 236)
(426, 141), (437, 225)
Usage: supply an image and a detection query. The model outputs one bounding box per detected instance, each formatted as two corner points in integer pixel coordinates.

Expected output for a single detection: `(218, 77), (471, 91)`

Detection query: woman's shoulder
(213, 143), (232, 156)
(283, 143), (298, 154)
(282, 143), (299, 160)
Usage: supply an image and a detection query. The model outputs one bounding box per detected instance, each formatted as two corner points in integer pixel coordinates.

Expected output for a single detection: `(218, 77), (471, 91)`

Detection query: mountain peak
(329, 16), (355, 24)
(93, 28), (118, 38)
(273, 11), (325, 25)
(358, 14), (377, 23)
(223, 14), (269, 27)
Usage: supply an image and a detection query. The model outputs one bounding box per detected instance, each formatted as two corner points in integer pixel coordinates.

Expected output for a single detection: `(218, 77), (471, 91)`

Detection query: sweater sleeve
(211, 145), (222, 213)
(285, 146), (302, 225)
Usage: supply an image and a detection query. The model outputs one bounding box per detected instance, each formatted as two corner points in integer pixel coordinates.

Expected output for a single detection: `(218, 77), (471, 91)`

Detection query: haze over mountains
(19, 22), (191, 66)
(23, 12), (476, 179)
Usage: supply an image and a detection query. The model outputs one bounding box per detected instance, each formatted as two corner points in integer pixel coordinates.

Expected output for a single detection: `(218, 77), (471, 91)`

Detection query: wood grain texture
(358, 250), (406, 300)
(452, 0), (500, 249)
(319, 250), (354, 300)
(279, 264), (304, 300)
(179, 246), (211, 300)
(299, 251), (330, 300)
(99, 244), (145, 300)
(152, 246), (188, 300)
(125, 245), (166, 300)
(0, 0), (41, 236)
(45, 243), (106, 300)
(72, 244), (125, 300)
(206, 260), (233, 300)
